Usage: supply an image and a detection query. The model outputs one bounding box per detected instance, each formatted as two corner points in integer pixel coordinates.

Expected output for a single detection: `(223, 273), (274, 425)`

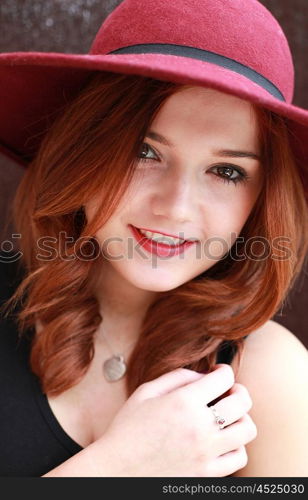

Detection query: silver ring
(210, 405), (226, 430)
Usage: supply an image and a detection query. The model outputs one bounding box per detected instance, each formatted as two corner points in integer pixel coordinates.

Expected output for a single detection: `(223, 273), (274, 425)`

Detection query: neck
(93, 260), (158, 347)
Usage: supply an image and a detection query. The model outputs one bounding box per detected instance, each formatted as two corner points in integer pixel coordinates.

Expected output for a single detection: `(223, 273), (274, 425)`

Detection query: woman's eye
(137, 143), (160, 163)
(136, 145), (249, 186)
(210, 164), (249, 186)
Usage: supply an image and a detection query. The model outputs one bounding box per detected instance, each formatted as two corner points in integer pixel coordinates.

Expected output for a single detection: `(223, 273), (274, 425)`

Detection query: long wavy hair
(1, 71), (308, 398)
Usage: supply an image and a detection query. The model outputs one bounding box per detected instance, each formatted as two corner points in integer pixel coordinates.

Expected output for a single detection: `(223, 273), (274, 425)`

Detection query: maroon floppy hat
(0, 0), (307, 196)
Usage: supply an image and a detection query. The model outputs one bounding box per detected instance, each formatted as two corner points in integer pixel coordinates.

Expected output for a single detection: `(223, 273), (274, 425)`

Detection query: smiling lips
(135, 226), (199, 242)
(138, 227), (186, 245)
(129, 225), (197, 257)
(137, 226), (186, 242)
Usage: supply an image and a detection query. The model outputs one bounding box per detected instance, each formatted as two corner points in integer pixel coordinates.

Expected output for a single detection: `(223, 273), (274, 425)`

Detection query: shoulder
(232, 319), (308, 388)
(231, 320), (308, 477)
(236, 319), (308, 365)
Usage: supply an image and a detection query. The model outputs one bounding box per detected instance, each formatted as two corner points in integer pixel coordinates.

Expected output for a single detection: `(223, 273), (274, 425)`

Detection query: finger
(215, 413), (258, 456)
(136, 368), (205, 399)
(207, 383), (253, 428)
(206, 445), (248, 477)
(175, 364), (235, 406)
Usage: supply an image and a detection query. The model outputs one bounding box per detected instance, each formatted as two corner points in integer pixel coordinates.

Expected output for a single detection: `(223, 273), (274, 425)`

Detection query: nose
(151, 169), (198, 223)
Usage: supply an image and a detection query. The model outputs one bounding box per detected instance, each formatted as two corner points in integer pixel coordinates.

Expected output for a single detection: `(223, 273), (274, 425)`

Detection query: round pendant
(103, 355), (127, 382)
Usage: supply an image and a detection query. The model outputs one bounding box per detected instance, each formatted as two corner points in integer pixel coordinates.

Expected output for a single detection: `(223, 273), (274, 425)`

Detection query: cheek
(234, 186), (262, 225)
(205, 218), (235, 258)
(205, 196), (254, 241)
(202, 211), (247, 262)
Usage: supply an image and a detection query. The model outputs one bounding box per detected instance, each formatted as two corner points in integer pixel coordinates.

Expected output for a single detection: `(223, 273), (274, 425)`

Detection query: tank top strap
(216, 335), (249, 365)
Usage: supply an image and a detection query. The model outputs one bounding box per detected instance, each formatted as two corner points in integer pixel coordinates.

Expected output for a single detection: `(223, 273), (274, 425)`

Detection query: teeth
(138, 228), (185, 246)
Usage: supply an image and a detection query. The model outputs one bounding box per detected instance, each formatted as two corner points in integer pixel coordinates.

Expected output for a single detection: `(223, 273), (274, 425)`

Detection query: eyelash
(137, 143), (250, 186)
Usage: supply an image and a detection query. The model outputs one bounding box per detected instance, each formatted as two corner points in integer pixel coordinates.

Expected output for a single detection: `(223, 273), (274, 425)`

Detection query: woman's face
(85, 86), (264, 293)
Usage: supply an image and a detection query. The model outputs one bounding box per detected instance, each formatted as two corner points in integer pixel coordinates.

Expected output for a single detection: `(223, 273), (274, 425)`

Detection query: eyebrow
(145, 130), (261, 161)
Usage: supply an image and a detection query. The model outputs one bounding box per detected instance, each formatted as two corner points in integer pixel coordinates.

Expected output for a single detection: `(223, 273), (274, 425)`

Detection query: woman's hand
(92, 364), (257, 477)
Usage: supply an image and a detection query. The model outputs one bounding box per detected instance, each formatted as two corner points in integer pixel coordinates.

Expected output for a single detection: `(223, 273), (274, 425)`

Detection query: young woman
(0, 0), (308, 477)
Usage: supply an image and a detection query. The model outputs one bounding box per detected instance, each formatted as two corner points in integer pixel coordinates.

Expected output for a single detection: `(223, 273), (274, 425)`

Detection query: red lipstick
(129, 225), (196, 257)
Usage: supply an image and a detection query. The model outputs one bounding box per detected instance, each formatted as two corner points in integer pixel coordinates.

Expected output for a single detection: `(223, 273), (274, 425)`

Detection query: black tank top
(0, 253), (244, 476)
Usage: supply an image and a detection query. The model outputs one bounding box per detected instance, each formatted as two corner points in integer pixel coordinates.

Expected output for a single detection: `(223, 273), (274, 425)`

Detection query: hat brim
(0, 51), (307, 193)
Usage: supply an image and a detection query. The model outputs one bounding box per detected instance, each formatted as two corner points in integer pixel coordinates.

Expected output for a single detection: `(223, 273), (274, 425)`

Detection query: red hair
(2, 71), (308, 397)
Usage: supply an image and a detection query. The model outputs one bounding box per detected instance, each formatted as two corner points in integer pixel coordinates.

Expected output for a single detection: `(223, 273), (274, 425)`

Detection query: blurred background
(0, 0), (307, 345)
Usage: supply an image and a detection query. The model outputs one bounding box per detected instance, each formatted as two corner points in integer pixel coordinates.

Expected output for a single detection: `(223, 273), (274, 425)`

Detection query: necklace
(101, 329), (137, 382)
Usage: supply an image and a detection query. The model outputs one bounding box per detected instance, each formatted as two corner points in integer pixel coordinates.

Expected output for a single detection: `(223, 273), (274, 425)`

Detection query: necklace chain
(101, 328), (137, 357)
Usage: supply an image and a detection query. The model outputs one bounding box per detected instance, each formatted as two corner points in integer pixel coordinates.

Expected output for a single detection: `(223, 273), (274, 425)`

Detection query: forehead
(150, 86), (259, 147)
